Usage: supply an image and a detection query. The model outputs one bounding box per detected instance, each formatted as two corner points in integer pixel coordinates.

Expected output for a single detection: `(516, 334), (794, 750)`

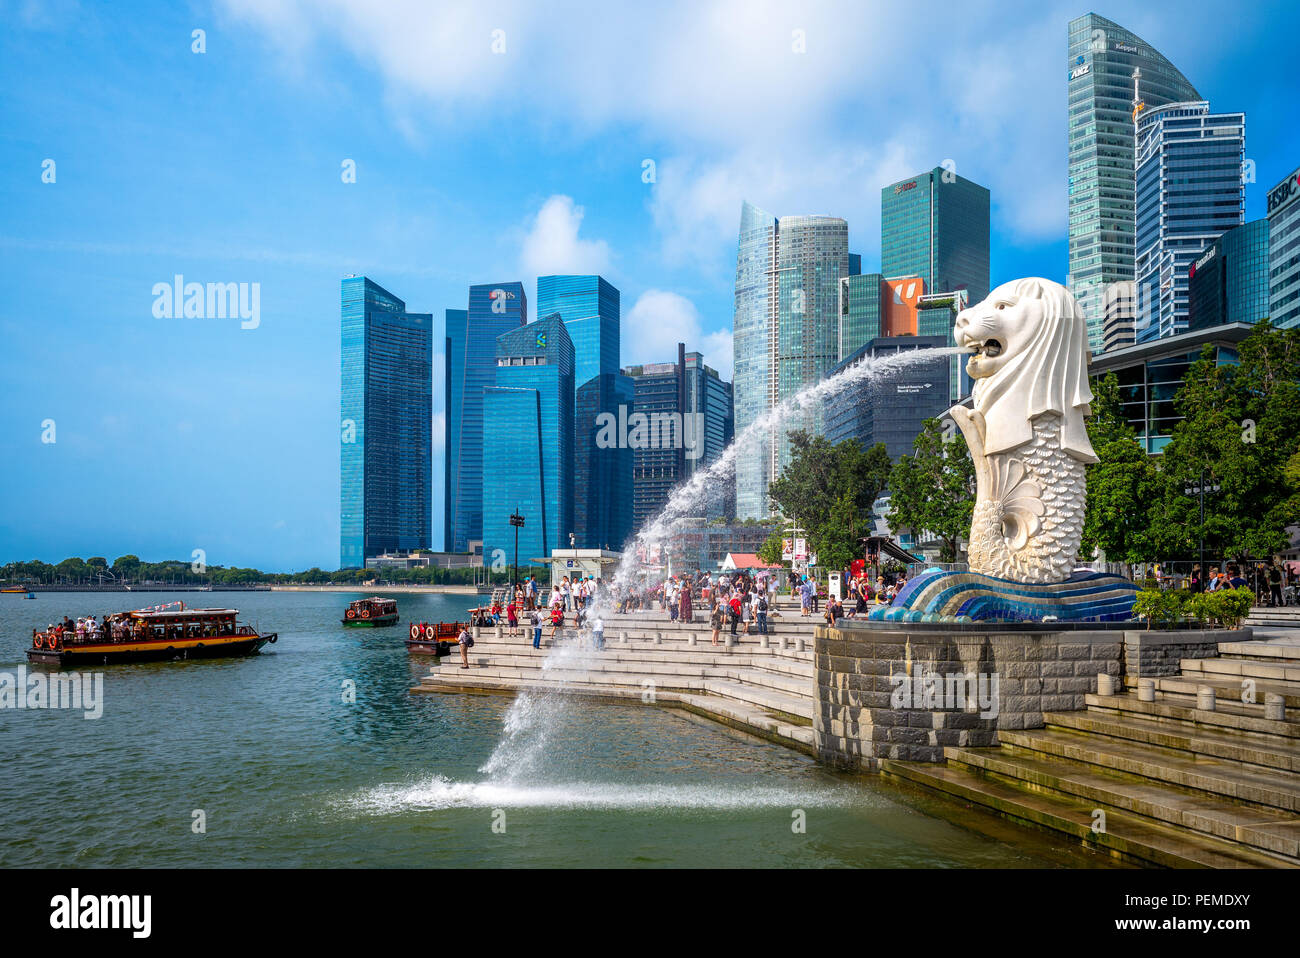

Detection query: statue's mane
(971, 278), (1098, 463)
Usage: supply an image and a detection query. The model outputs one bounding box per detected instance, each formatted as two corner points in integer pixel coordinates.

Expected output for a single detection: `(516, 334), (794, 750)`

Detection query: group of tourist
(45, 613), (144, 644)
(1155, 560), (1293, 606)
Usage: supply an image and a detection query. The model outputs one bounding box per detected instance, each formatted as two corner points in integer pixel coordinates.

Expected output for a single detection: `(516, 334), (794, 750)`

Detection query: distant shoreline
(5, 584), (484, 595)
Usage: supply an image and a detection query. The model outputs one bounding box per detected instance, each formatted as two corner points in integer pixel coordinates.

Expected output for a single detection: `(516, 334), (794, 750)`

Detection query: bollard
(760, 635), (770, 649)
(1137, 678), (1155, 702)
(1265, 692), (1286, 721)
(725, 634), (735, 652)
(1197, 685), (1216, 711)
(1096, 672), (1115, 696)
(796, 636), (806, 652)
(687, 632), (696, 646)
(473, 624), (481, 640)
(778, 635), (788, 651)
(655, 631), (663, 645)
(619, 630), (629, 645)
(495, 623), (503, 639)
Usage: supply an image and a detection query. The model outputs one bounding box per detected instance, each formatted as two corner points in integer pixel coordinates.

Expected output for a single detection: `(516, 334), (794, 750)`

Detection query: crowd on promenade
(1148, 559), (1296, 606)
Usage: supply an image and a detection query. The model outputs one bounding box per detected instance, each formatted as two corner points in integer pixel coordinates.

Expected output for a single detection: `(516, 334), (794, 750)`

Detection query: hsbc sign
(1268, 167), (1300, 217)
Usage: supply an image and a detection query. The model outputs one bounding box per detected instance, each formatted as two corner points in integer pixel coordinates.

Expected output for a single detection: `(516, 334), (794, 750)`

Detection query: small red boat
(406, 621), (468, 656)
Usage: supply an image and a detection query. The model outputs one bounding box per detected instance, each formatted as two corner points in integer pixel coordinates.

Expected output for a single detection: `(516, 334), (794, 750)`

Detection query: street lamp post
(509, 510), (525, 593)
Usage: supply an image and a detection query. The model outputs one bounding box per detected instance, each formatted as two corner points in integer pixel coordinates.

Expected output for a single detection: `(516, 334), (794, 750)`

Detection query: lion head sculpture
(953, 277), (1098, 464)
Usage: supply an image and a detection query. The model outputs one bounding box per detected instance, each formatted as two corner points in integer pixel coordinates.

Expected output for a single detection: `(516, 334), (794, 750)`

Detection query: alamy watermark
(1, 666), (104, 719)
(889, 668), (1000, 719)
(594, 406), (705, 459)
(152, 274), (260, 329)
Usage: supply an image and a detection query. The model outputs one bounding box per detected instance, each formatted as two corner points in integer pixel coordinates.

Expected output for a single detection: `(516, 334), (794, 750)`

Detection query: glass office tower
(1134, 102), (1244, 342)
(340, 276), (433, 569)
(839, 272), (885, 361)
(443, 308), (467, 552)
(1067, 13), (1201, 352)
(535, 274), (631, 549)
(880, 167), (990, 308)
(447, 283), (526, 554)
(1187, 219), (1270, 331)
(1268, 166), (1300, 328)
(732, 202), (849, 519)
(481, 315), (574, 565)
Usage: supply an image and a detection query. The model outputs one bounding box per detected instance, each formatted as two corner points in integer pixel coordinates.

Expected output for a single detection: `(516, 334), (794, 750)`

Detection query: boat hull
(26, 633), (275, 667)
(341, 615), (399, 628)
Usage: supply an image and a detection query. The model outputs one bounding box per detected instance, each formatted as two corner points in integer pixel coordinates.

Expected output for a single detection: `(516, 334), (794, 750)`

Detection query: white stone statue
(948, 278), (1098, 584)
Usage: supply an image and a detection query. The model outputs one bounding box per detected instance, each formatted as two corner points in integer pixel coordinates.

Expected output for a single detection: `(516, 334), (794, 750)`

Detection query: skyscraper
(1187, 219), (1270, 331)
(1268, 165), (1300, 329)
(447, 283), (526, 553)
(1067, 13), (1201, 351)
(881, 167), (990, 307)
(732, 203), (849, 519)
(535, 274), (632, 550)
(838, 272), (885, 361)
(340, 276), (433, 569)
(443, 308), (467, 552)
(622, 344), (734, 529)
(481, 314), (574, 566)
(1134, 101), (1244, 341)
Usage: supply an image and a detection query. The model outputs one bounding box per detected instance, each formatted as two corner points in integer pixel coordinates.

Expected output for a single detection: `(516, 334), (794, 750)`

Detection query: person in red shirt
(728, 594), (742, 636)
(549, 604), (564, 641)
(506, 599), (518, 637)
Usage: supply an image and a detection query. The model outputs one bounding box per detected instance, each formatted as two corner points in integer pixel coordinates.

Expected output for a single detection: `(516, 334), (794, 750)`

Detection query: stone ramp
(880, 635), (1300, 868)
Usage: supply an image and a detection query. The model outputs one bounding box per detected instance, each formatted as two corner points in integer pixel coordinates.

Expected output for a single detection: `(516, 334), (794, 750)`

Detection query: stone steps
(1180, 656), (1300, 684)
(1217, 637), (1300, 662)
(879, 759), (1292, 868)
(1085, 692), (1300, 740)
(997, 727), (1300, 813)
(937, 747), (1300, 864)
(1044, 709), (1300, 774)
(1153, 674), (1300, 710)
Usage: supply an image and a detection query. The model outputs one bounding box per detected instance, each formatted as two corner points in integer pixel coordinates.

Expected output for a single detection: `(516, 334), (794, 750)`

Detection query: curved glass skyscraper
(732, 202), (848, 519)
(1067, 13), (1200, 352)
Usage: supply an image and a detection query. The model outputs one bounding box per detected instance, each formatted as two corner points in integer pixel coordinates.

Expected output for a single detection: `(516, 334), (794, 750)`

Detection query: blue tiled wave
(867, 569), (1138, 624)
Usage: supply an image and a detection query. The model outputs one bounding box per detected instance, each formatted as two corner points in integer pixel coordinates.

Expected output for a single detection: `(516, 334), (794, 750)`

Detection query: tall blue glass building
(881, 167), (990, 307)
(732, 203), (849, 519)
(535, 274), (631, 550)
(481, 315), (574, 565)
(1134, 101), (1244, 342)
(340, 276), (433, 569)
(443, 308), (467, 551)
(1268, 165), (1300, 328)
(1187, 219), (1270, 331)
(446, 283), (526, 554)
(1067, 13), (1201, 352)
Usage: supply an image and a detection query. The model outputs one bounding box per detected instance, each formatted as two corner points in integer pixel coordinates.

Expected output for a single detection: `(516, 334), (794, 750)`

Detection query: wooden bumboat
(27, 605), (277, 666)
(342, 596), (399, 628)
(406, 621), (469, 656)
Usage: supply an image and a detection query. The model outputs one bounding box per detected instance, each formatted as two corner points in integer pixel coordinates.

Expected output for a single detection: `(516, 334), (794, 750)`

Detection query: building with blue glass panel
(1134, 101), (1244, 343)
(481, 315), (575, 565)
(447, 283), (527, 554)
(1187, 219), (1270, 331)
(839, 272), (884, 361)
(340, 276), (433, 569)
(881, 167), (990, 308)
(443, 308), (467, 551)
(1268, 165), (1300, 329)
(1090, 323), (1250, 454)
(1067, 14), (1201, 353)
(535, 274), (631, 549)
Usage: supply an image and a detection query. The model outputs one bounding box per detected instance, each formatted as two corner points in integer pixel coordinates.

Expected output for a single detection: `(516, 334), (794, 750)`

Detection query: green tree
(767, 431), (892, 571)
(1080, 373), (1165, 572)
(1157, 322), (1300, 562)
(886, 418), (975, 562)
(756, 530), (787, 568)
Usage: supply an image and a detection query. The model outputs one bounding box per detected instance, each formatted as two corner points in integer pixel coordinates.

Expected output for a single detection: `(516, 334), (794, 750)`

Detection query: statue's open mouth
(971, 339), (1003, 358)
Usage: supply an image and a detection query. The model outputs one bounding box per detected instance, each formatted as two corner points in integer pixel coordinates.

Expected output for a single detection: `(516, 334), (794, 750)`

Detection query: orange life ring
(33, 634), (43, 648)
(346, 609), (356, 619)
(360, 609), (370, 619)
(47, 635), (60, 651)
(424, 624), (436, 640)
(410, 624), (421, 640)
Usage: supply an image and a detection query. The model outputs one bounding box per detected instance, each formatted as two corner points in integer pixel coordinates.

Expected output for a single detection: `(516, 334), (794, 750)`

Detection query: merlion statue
(948, 278), (1097, 584)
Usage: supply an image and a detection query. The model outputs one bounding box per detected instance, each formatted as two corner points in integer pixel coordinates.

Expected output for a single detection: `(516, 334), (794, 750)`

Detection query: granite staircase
(882, 636), (1300, 868)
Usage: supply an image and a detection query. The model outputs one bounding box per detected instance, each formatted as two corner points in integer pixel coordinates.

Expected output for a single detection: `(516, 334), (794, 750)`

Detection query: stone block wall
(1122, 628), (1244, 678)
(814, 623), (1123, 770)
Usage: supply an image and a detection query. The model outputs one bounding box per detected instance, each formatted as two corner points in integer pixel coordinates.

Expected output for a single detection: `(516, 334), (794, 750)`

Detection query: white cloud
(624, 289), (733, 381)
(518, 195), (612, 282)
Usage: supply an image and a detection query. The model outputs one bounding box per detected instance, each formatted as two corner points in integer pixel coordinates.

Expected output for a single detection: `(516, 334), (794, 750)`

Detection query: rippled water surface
(0, 591), (1109, 867)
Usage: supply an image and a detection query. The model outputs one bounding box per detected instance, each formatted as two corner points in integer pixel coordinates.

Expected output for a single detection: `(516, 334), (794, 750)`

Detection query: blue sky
(1, 0), (1297, 571)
